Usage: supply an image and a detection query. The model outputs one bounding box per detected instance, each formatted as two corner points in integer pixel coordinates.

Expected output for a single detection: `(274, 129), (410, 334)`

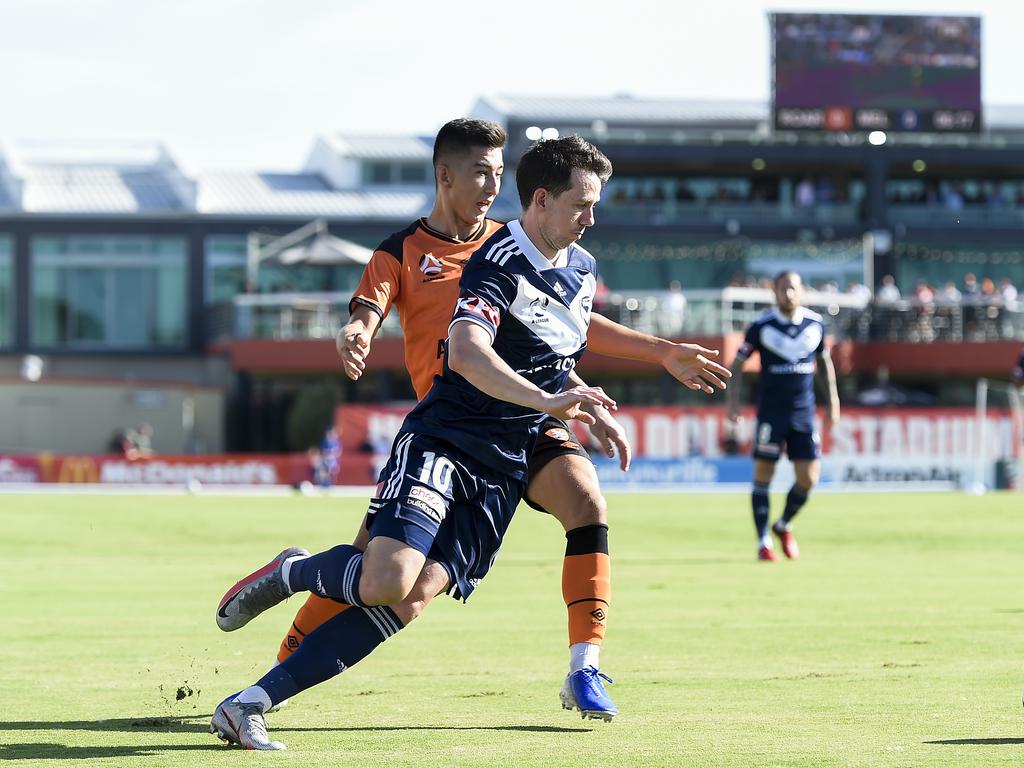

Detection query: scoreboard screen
(771, 13), (981, 133)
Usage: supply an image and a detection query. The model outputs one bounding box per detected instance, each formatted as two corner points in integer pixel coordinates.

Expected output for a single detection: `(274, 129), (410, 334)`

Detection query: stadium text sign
(338, 405), (1019, 461)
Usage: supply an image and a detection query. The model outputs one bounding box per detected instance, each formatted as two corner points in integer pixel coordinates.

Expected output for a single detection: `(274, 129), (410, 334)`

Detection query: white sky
(0, 0), (1014, 174)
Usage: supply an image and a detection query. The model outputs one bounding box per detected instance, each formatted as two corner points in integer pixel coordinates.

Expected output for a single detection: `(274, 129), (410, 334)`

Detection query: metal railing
(600, 199), (861, 226)
(208, 289), (1024, 344)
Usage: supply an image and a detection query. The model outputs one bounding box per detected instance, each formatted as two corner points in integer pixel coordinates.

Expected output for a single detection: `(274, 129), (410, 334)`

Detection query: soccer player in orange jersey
(272, 119), (729, 719)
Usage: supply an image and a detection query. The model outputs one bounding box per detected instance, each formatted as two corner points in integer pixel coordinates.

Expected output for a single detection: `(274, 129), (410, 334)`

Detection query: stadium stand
(1, 96), (1024, 452)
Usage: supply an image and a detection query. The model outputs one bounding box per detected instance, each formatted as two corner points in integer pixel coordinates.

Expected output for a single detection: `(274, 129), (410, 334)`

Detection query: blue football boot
(559, 666), (617, 721)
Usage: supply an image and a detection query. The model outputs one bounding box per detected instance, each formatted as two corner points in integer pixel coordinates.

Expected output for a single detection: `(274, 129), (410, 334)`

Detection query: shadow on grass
(0, 716), (592, 758)
(924, 737), (1024, 745)
(0, 743), (222, 761)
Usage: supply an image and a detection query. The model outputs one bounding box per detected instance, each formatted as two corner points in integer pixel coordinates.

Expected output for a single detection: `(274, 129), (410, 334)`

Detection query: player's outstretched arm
(724, 353), (747, 424)
(565, 369), (632, 471)
(336, 304), (382, 381)
(448, 321), (615, 424)
(587, 313), (730, 393)
(816, 349), (841, 431)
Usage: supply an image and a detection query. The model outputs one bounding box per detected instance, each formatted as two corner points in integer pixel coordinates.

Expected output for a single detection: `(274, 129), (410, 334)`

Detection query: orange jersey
(350, 217), (505, 400)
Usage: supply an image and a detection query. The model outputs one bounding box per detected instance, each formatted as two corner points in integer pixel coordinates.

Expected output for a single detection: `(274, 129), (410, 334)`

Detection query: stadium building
(0, 94), (1022, 459)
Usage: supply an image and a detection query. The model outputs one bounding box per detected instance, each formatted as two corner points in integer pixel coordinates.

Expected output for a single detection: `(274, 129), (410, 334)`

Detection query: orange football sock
(562, 524), (611, 647)
(276, 594), (351, 662)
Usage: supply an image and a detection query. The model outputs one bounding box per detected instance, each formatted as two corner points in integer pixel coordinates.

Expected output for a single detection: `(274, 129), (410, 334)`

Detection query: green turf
(1, 491), (1022, 766)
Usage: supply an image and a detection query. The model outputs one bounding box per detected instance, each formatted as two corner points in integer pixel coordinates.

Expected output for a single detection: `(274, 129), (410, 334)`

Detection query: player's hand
(337, 321), (371, 380)
(542, 386), (616, 425)
(660, 343), (731, 394)
(584, 404), (632, 471)
(824, 405), (840, 433)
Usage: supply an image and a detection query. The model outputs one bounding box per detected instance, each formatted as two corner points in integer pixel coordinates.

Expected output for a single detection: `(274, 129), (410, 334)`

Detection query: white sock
(759, 534), (773, 549)
(773, 519), (791, 533)
(569, 642), (601, 673)
(280, 555), (307, 595)
(235, 685), (272, 713)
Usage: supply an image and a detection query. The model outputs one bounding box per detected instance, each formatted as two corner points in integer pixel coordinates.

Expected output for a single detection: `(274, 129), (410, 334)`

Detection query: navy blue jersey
(402, 220), (597, 480)
(735, 307), (826, 431)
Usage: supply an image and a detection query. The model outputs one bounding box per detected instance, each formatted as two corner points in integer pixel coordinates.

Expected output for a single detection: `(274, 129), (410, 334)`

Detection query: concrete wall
(0, 379), (224, 454)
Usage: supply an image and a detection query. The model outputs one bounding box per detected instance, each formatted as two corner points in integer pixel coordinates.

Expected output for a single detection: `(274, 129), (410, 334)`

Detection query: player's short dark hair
(432, 119), (506, 167)
(516, 135), (613, 209)
(774, 270), (802, 287)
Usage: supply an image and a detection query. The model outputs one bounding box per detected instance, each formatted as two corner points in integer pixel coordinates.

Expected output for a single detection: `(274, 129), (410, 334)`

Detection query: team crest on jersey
(529, 296), (550, 324)
(419, 253), (444, 280)
(546, 427), (571, 442)
(455, 296), (500, 328)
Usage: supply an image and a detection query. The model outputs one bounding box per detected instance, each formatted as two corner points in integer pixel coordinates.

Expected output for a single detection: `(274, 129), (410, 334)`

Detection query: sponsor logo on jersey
(419, 253), (444, 279)
(407, 485), (446, 523)
(455, 296), (500, 328)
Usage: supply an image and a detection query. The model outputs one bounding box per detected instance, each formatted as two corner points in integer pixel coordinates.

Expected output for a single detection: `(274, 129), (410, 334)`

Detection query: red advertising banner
(0, 453), (382, 486)
(337, 404), (1022, 461)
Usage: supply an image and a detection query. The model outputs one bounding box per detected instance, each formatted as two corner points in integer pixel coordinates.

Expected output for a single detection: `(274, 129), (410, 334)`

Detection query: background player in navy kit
(210, 137), (621, 750)
(725, 271), (840, 561)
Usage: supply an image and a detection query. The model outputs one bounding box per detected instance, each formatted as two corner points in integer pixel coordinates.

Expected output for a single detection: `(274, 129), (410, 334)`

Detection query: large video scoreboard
(772, 13), (981, 134)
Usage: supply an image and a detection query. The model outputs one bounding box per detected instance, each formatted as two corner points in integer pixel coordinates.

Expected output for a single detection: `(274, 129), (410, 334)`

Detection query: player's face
(775, 274), (803, 313)
(439, 146), (504, 229)
(537, 169), (602, 252)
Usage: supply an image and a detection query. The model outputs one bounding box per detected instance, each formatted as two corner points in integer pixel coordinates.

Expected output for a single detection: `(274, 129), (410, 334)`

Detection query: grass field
(1, 490), (1023, 767)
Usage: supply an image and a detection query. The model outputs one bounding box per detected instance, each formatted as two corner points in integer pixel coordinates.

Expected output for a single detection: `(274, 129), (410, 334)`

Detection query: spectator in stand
(942, 184), (964, 211)
(108, 429), (131, 456)
(815, 177), (835, 204)
(307, 446), (329, 487)
(999, 277), (1018, 305)
(938, 281), (961, 304)
(876, 274), (901, 303)
(962, 272), (979, 299)
(980, 277), (998, 304)
(911, 280), (936, 341)
(658, 280), (686, 338)
(847, 281), (872, 302)
(795, 176), (816, 207)
(1014, 346), (1024, 386)
(133, 423), (155, 459)
(962, 272), (981, 338)
(912, 280), (935, 305)
(320, 427), (342, 486)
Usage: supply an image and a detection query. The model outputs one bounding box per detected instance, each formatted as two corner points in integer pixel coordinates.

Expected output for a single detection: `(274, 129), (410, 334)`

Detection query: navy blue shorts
(367, 431), (525, 601)
(752, 418), (820, 462)
(523, 416), (591, 513)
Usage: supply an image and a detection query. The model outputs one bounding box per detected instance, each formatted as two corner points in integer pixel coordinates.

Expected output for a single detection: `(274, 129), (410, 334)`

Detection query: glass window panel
(205, 235), (247, 304)
(69, 267), (106, 343)
(31, 235), (186, 348)
(0, 236), (10, 347)
(399, 163), (427, 184)
(364, 162), (391, 185)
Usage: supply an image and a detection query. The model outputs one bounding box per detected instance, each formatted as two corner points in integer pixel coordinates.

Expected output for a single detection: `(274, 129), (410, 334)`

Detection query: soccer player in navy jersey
(725, 271), (840, 561)
(210, 137), (636, 750)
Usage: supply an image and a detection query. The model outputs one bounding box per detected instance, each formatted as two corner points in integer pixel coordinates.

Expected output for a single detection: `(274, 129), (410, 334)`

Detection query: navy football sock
(752, 482), (771, 540)
(781, 485), (809, 525)
(256, 606), (404, 706)
(288, 544), (367, 607)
